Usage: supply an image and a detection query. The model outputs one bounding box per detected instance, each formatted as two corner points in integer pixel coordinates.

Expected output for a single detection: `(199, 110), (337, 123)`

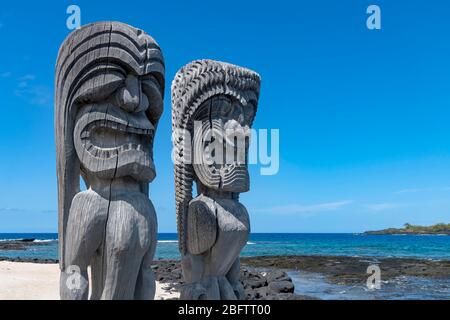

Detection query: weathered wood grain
(55, 21), (164, 300)
(171, 60), (260, 299)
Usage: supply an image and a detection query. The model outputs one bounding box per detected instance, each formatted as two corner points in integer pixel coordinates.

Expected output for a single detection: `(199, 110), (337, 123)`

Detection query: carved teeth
(81, 119), (153, 159)
(85, 119), (154, 139)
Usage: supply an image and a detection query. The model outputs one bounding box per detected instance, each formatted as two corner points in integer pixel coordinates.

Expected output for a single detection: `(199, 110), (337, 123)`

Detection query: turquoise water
(1, 233), (449, 260)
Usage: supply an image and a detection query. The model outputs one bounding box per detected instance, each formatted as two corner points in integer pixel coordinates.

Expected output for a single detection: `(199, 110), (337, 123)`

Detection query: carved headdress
(171, 60), (260, 253)
(55, 22), (164, 269)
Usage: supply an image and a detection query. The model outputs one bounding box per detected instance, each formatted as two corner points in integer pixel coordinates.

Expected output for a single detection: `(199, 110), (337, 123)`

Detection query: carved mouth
(81, 120), (154, 159)
(74, 103), (156, 182)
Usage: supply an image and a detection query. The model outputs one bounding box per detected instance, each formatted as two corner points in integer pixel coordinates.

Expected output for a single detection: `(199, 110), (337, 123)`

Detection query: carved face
(192, 95), (254, 193)
(73, 71), (163, 183)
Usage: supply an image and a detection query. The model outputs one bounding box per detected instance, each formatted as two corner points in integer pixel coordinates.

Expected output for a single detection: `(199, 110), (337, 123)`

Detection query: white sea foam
(0, 238), (57, 242)
(157, 240), (256, 245)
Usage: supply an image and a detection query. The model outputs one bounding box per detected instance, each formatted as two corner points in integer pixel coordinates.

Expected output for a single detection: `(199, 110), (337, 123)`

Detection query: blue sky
(0, 0), (449, 233)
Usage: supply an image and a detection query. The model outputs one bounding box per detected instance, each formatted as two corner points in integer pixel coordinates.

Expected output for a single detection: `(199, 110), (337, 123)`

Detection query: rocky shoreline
(0, 257), (58, 264)
(2, 254), (449, 299)
(241, 255), (450, 285)
(0, 240), (51, 251)
(152, 260), (316, 300)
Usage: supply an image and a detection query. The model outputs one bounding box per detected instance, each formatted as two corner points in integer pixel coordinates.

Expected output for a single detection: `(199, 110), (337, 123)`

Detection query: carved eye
(220, 98), (233, 117)
(74, 65), (126, 103)
(141, 75), (163, 125)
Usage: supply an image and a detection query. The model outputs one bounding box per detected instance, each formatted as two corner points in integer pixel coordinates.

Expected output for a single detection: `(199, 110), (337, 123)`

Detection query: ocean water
(1, 233), (449, 299)
(289, 270), (450, 300)
(1, 233), (449, 261)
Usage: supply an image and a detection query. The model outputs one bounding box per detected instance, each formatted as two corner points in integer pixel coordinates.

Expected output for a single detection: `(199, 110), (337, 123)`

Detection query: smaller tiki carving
(55, 22), (164, 299)
(172, 60), (261, 299)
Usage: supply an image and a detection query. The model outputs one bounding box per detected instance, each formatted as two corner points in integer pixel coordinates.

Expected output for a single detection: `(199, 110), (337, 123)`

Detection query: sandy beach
(0, 259), (306, 300)
(0, 261), (179, 300)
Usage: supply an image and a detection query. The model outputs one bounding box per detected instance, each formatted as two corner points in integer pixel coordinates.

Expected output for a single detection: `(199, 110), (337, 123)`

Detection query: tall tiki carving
(55, 22), (164, 299)
(172, 60), (260, 299)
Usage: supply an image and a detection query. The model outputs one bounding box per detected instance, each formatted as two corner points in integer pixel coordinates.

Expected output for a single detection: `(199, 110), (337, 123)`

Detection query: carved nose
(115, 75), (149, 113)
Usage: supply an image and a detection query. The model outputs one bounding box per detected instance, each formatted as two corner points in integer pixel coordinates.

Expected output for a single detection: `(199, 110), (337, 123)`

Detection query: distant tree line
(365, 222), (450, 235)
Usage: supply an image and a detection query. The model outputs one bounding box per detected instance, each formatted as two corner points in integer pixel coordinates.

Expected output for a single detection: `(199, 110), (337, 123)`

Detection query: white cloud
(0, 207), (21, 212)
(19, 74), (36, 81)
(366, 202), (404, 211)
(17, 74), (36, 88)
(394, 188), (425, 194)
(14, 74), (52, 106)
(0, 208), (56, 214)
(394, 186), (450, 194)
(255, 200), (354, 215)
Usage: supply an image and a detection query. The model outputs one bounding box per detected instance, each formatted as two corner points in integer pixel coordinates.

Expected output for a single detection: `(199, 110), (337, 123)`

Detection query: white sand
(0, 261), (179, 300)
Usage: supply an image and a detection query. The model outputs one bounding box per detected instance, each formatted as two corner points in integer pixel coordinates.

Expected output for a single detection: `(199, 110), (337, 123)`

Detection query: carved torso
(207, 197), (250, 275)
(68, 186), (156, 255)
(187, 194), (250, 276)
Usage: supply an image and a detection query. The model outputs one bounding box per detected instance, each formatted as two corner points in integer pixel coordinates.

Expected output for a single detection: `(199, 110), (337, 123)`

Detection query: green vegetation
(364, 223), (450, 235)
